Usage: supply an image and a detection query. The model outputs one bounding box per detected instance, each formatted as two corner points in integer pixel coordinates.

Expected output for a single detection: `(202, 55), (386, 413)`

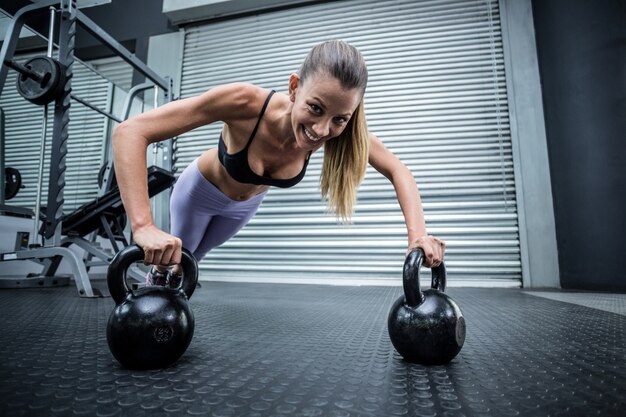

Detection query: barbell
(3, 56), (123, 123)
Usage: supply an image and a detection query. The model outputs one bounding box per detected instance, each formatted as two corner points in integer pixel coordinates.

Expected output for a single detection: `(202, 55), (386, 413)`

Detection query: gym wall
(532, 0), (626, 291)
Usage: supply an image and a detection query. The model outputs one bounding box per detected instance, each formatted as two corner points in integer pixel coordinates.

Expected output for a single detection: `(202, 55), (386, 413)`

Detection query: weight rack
(0, 0), (175, 297)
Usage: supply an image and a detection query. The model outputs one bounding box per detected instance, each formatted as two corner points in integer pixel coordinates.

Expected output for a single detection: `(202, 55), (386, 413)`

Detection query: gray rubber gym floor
(0, 281), (624, 417)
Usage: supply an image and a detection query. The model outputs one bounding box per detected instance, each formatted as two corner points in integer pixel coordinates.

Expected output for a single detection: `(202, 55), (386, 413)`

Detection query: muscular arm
(368, 133), (426, 243)
(368, 133), (444, 266)
(111, 82), (261, 264)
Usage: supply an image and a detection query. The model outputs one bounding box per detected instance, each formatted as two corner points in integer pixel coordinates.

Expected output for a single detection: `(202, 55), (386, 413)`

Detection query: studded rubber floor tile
(526, 291), (626, 316)
(0, 283), (624, 416)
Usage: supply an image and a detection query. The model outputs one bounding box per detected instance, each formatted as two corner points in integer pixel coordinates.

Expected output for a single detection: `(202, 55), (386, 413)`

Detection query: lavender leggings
(170, 158), (267, 261)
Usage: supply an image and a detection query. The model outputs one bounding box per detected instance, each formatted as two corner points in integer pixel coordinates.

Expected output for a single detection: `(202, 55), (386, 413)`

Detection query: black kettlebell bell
(388, 249), (466, 365)
(106, 244), (198, 370)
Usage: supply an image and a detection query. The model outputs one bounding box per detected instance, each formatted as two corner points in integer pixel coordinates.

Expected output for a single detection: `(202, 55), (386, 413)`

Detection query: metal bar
(5, 63), (125, 122)
(164, 76), (173, 102)
(163, 77), (176, 173)
(32, 106), (48, 246)
(75, 10), (169, 91)
(0, 0), (59, 98)
(62, 235), (112, 263)
(47, 6), (56, 57)
(28, 7), (59, 246)
(0, 109), (4, 203)
(99, 214), (119, 253)
(7, 56), (141, 119)
(4, 245), (98, 297)
(3, 59), (43, 81)
(70, 93), (123, 123)
(98, 81), (155, 195)
(44, 0), (74, 243)
(111, 214), (129, 247)
(98, 81), (115, 196)
(159, 83), (173, 234)
(121, 82), (153, 120)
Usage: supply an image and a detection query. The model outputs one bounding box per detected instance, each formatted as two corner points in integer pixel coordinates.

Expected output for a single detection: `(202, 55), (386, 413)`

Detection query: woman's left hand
(407, 235), (446, 268)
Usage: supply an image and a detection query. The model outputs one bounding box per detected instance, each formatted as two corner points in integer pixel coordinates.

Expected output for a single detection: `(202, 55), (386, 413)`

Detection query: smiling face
(289, 71), (363, 151)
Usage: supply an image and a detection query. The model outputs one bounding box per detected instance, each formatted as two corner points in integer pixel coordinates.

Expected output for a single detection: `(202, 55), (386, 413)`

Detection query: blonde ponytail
(320, 100), (369, 221)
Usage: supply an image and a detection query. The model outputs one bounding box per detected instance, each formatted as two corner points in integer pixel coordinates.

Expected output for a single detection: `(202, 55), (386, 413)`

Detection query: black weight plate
(4, 166), (22, 200)
(15, 56), (62, 105)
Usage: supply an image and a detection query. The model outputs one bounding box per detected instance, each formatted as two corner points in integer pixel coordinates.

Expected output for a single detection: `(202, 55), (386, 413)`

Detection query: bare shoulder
(368, 131), (387, 154)
(368, 132), (403, 176)
(196, 83), (271, 123)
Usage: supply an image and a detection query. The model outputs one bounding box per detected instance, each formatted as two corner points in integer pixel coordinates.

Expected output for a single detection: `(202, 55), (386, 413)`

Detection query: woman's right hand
(132, 224), (183, 267)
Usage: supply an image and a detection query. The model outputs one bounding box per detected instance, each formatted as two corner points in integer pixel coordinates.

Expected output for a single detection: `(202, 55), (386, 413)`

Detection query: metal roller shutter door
(178, 0), (521, 286)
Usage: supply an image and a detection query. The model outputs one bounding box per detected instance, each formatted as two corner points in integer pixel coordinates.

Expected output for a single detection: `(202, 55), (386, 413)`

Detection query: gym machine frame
(0, 0), (175, 297)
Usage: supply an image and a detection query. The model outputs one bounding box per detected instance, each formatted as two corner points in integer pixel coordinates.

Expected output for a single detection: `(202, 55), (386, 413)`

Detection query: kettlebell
(388, 249), (466, 365)
(106, 245), (198, 370)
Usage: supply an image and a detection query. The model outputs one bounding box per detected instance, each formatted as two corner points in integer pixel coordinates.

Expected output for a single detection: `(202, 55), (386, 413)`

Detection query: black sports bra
(218, 90), (310, 188)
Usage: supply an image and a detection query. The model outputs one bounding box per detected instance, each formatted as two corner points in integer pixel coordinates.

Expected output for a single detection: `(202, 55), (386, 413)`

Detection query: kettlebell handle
(107, 244), (199, 305)
(403, 249), (447, 307)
